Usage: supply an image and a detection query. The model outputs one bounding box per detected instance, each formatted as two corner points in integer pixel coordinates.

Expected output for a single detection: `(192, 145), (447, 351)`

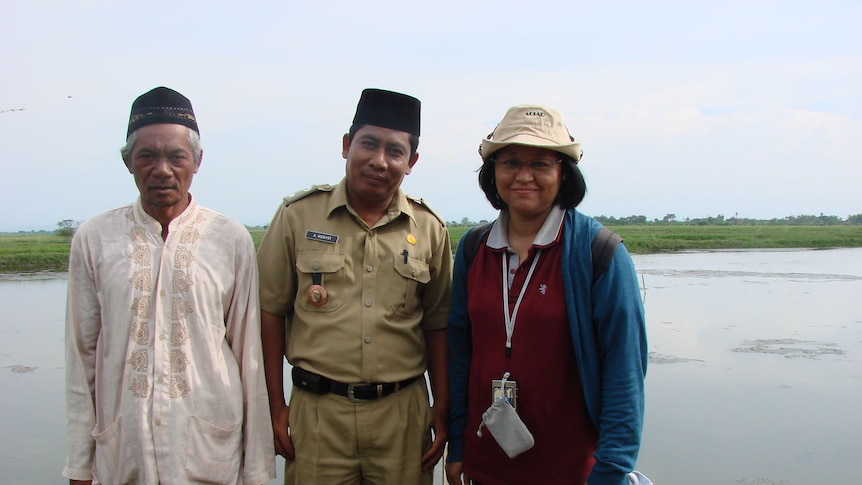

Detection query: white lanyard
(501, 249), (542, 358)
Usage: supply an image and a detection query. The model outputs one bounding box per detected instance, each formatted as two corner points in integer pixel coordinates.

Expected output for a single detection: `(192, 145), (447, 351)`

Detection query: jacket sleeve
(446, 233), (472, 463)
(587, 243), (648, 485)
(63, 229), (100, 481)
(224, 231), (276, 484)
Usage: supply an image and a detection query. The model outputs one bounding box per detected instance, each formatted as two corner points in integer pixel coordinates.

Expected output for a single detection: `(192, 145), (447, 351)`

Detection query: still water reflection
(1, 249), (859, 484)
(636, 248), (861, 485)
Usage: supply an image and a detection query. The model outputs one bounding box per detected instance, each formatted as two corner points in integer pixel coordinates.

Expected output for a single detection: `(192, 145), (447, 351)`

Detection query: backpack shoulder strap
(463, 223), (493, 269)
(463, 222), (620, 283)
(591, 226), (623, 283)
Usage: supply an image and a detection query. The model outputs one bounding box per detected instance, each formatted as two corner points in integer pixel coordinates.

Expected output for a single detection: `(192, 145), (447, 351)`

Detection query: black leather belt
(292, 367), (420, 402)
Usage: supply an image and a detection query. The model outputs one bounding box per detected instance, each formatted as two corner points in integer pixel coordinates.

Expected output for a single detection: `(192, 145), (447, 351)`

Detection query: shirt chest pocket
(296, 252), (345, 313)
(392, 255), (431, 317)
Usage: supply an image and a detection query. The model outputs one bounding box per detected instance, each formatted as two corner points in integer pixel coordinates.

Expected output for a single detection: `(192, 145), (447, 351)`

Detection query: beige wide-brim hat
(480, 104), (583, 162)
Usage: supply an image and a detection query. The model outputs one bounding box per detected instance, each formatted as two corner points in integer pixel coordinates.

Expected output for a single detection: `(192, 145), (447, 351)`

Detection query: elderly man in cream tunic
(63, 86), (275, 485)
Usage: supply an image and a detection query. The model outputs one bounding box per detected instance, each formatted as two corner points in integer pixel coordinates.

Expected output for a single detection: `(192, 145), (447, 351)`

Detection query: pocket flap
(394, 256), (431, 284)
(297, 252), (345, 274)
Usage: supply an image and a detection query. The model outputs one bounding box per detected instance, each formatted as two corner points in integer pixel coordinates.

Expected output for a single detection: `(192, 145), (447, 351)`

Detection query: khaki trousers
(283, 377), (434, 485)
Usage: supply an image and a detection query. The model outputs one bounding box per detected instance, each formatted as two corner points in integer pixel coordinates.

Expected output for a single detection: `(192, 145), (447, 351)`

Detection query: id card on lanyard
(492, 249), (542, 407)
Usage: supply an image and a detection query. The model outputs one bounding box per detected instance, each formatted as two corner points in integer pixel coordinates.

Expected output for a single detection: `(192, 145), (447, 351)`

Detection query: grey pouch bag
(477, 398), (535, 458)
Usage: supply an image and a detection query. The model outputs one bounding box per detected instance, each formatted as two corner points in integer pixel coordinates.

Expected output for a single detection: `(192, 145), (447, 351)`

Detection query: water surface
(636, 249), (862, 485)
(1, 249), (860, 484)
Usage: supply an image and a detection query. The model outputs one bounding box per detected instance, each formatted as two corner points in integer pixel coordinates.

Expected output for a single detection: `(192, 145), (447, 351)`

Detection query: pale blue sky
(1, 0), (859, 232)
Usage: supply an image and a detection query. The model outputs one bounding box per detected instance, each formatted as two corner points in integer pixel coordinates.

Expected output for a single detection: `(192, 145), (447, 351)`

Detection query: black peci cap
(352, 88), (420, 137)
(127, 86), (199, 138)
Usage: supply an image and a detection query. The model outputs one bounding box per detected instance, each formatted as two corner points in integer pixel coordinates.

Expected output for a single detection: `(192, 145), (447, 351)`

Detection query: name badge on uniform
(306, 230), (339, 244)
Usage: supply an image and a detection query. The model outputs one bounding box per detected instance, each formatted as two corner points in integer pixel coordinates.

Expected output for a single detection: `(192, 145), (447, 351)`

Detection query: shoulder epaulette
(405, 194), (446, 226)
(282, 184), (334, 206)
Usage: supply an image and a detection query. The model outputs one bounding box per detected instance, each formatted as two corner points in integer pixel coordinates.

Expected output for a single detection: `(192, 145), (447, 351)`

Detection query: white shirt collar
(487, 205), (566, 250)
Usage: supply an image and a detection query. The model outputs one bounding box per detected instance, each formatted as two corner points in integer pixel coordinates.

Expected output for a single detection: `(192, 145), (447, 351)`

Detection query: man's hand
(422, 329), (449, 471)
(421, 405), (448, 471)
(271, 403), (294, 460)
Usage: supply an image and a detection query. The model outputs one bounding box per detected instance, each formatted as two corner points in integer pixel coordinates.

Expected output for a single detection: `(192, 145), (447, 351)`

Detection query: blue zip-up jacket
(447, 209), (647, 485)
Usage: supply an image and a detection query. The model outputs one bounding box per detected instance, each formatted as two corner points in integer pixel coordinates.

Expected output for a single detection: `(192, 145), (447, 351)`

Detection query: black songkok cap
(127, 86), (199, 138)
(352, 88), (421, 137)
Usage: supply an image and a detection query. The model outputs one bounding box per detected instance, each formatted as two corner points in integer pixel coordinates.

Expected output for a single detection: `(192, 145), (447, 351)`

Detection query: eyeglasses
(493, 158), (562, 174)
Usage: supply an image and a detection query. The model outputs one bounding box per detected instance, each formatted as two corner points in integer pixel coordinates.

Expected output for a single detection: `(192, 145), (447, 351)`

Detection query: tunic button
(159, 335), (166, 341)
(160, 290), (166, 296)
(366, 265), (373, 272)
(364, 300), (372, 307)
(313, 263), (320, 270)
(154, 419), (161, 426)
(411, 270), (417, 276)
(157, 377), (164, 384)
(364, 336), (372, 344)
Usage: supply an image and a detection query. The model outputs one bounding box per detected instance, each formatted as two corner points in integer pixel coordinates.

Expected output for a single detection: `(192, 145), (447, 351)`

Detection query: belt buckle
(346, 383), (384, 402)
(346, 383), (363, 402)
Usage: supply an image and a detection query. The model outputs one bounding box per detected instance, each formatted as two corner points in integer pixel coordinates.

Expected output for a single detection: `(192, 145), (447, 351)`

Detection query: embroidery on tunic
(169, 376), (191, 398)
(180, 225), (202, 244)
(171, 322), (190, 346)
(170, 349), (190, 373)
(172, 297), (193, 320)
(129, 268), (152, 290)
(131, 244), (151, 266)
(127, 349), (149, 372)
(173, 270), (193, 293)
(131, 296), (151, 318)
(174, 246), (196, 268)
(127, 214), (155, 399)
(129, 375), (150, 398)
(128, 226), (147, 243)
(131, 320), (149, 346)
(164, 207), (203, 400)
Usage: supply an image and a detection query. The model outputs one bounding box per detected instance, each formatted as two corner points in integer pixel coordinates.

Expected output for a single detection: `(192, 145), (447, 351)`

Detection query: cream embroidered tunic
(64, 198), (275, 485)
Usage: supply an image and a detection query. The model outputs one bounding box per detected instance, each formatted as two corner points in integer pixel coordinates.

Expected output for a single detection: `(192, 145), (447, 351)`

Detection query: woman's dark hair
(478, 153), (587, 210)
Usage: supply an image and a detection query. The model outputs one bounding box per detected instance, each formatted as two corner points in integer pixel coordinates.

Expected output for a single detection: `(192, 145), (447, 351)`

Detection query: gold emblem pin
(406, 234), (417, 245)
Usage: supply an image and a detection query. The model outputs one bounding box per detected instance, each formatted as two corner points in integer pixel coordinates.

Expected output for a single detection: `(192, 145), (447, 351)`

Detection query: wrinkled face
(493, 145), (563, 219)
(342, 124), (418, 207)
(126, 123), (199, 219)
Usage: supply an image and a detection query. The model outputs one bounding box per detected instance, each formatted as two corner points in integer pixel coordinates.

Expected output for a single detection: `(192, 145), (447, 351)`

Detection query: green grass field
(447, 224), (862, 254)
(608, 225), (862, 253)
(3, 225), (861, 274)
(0, 234), (74, 273)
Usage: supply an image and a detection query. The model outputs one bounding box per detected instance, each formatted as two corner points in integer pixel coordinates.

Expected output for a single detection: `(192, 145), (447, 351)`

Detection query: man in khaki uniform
(257, 88), (451, 484)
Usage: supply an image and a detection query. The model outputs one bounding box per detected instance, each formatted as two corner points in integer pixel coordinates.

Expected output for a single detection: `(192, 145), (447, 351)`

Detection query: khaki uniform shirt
(257, 179), (452, 383)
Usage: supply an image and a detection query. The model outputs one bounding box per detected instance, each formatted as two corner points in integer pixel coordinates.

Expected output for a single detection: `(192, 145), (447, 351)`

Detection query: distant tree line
(446, 217), (492, 227)
(595, 213), (862, 226)
(448, 213), (862, 227)
(4, 212), (856, 237)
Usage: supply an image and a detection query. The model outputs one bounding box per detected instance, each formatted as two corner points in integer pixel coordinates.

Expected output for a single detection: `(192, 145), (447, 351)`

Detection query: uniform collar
(327, 178), (415, 227)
